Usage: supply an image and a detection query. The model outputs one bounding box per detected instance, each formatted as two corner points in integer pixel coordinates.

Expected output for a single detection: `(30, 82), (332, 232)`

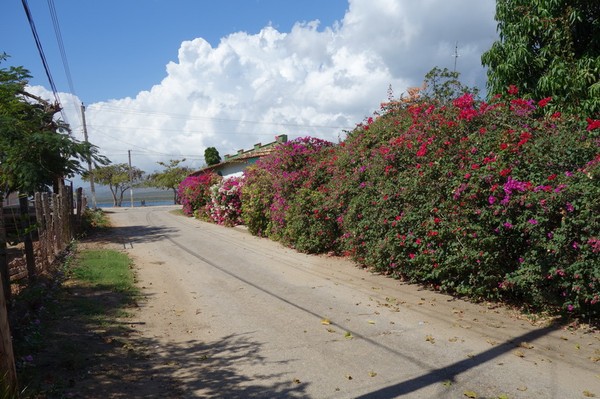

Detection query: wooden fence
(0, 183), (83, 396)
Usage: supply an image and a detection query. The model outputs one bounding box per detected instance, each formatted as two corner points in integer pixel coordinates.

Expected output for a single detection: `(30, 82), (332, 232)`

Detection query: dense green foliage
(482, 0), (600, 116)
(240, 87), (599, 316)
(0, 55), (106, 194)
(145, 159), (192, 204)
(204, 147), (222, 166)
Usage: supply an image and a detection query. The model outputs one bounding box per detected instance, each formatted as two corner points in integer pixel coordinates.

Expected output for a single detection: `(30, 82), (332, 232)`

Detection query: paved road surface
(104, 205), (599, 398)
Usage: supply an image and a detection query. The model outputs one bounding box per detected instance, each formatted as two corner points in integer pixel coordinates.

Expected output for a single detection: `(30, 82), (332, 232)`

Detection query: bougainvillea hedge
(177, 172), (221, 217)
(240, 88), (599, 316)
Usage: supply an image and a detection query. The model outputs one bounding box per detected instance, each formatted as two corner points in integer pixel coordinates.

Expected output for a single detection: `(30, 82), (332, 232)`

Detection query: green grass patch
(73, 250), (137, 295)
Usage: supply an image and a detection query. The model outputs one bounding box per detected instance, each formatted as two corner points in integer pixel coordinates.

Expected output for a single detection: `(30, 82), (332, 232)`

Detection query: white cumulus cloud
(30, 0), (497, 178)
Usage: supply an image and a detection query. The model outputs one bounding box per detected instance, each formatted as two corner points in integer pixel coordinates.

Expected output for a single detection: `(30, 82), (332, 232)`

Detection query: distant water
(95, 199), (176, 208)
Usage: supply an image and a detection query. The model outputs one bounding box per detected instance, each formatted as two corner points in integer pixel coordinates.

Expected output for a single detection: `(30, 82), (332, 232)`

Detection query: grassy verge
(10, 247), (138, 397)
(169, 208), (184, 217)
(80, 208), (111, 233)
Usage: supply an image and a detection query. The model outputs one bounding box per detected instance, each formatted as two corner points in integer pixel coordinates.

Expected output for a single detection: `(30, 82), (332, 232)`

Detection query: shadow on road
(88, 224), (177, 248)
(355, 326), (556, 399)
(11, 269), (309, 398)
(140, 333), (308, 398)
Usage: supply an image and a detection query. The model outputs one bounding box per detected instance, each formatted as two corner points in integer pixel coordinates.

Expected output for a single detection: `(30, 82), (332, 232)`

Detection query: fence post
(41, 193), (54, 264)
(34, 193), (47, 271)
(76, 187), (83, 230)
(52, 193), (61, 254)
(19, 195), (36, 283)
(0, 272), (18, 397)
(0, 193), (9, 304)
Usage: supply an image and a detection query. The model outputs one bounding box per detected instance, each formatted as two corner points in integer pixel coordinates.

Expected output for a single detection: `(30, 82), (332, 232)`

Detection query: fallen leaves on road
(321, 318), (331, 325)
(463, 390), (477, 398)
(425, 335), (435, 344)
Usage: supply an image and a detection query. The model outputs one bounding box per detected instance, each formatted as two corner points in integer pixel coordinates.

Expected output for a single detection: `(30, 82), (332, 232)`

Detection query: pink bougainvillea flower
(507, 85), (519, 95)
(538, 97), (552, 107)
(499, 168), (512, 177)
(586, 118), (600, 131)
(453, 93), (475, 109)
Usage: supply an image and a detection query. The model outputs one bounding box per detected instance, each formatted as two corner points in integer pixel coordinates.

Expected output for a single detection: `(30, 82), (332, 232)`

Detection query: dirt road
(104, 205), (598, 398)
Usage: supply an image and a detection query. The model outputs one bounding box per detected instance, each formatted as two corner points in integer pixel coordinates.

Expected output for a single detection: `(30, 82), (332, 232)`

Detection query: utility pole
(81, 103), (97, 209)
(128, 150), (134, 208)
(453, 42), (460, 72)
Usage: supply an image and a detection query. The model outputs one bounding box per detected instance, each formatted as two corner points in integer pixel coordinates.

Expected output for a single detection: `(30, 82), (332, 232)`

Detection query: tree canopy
(145, 159), (192, 204)
(0, 54), (107, 194)
(83, 163), (144, 207)
(204, 147), (221, 166)
(481, 0), (600, 116)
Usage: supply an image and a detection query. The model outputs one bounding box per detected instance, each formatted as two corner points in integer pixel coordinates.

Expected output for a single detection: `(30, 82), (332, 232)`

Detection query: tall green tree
(204, 147), (221, 166)
(0, 54), (107, 194)
(481, 0), (600, 116)
(83, 164), (144, 207)
(146, 159), (192, 204)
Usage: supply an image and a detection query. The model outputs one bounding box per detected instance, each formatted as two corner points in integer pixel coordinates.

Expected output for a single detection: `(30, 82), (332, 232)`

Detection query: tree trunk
(172, 188), (178, 204)
(109, 185), (118, 207)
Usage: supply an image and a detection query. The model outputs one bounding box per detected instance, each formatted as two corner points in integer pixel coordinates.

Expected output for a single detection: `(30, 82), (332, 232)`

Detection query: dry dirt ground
(15, 206), (600, 398)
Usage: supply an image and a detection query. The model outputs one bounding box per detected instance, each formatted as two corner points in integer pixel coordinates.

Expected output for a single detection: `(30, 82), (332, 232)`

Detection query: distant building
(189, 135), (288, 179)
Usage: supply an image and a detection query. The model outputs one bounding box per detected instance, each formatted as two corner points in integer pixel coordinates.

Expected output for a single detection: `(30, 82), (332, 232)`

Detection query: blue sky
(2, 0), (498, 176)
(3, 0), (348, 103)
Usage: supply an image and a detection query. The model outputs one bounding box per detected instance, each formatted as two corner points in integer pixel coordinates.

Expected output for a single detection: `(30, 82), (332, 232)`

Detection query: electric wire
(20, 0), (68, 123)
(47, 0), (82, 127)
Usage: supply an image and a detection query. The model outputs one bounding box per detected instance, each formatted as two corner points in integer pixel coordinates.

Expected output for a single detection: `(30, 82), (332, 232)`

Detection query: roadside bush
(332, 88), (599, 315)
(226, 76), (600, 316)
(241, 137), (334, 241)
(208, 177), (243, 226)
(177, 172), (221, 217)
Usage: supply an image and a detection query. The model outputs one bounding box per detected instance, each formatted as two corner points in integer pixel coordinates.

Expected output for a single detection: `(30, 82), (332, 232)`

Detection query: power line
(47, 0), (82, 127)
(20, 0), (67, 123)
